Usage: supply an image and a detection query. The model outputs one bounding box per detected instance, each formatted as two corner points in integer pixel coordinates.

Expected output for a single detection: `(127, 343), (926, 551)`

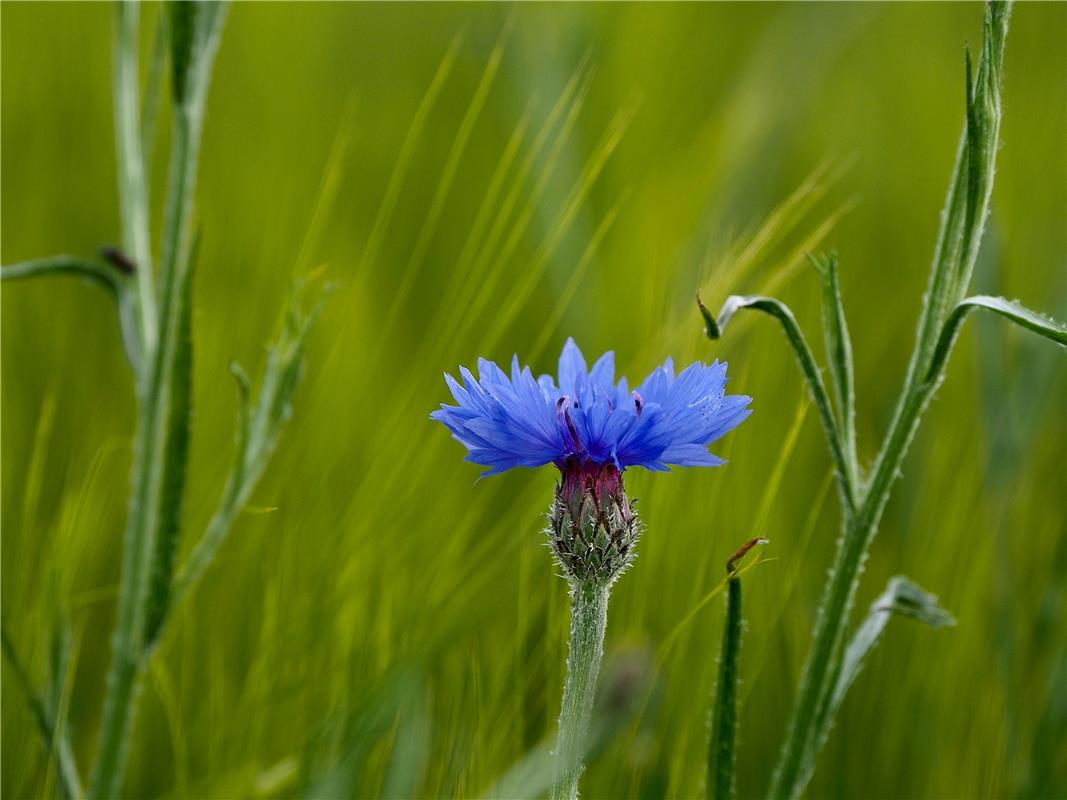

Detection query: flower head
(431, 338), (752, 477)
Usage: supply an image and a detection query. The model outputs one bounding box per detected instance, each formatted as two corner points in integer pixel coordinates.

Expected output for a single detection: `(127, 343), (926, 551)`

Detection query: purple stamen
(557, 395), (584, 452)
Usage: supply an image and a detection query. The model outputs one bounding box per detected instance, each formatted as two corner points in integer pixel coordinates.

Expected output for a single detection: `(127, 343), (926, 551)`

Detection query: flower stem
(552, 580), (610, 800)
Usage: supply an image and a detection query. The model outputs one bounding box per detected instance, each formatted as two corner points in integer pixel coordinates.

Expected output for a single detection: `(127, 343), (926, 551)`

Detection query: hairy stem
(770, 382), (934, 798)
(88, 5), (225, 796)
(113, 1), (156, 356)
(708, 575), (742, 800)
(767, 6), (1012, 796)
(552, 581), (610, 800)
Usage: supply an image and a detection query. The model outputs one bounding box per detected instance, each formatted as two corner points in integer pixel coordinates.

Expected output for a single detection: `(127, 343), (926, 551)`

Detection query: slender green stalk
(707, 538), (765, 800)
(6, 3), (323, 795)
(1, 627), (82, 800)
(708, 580), (741, 800)
(552, 581), (610, 800)
(88, 6), (226, 797)
(696, 5), (1052, 797)
(765, 8), (1014, 797)
(113, 1), (156, 357)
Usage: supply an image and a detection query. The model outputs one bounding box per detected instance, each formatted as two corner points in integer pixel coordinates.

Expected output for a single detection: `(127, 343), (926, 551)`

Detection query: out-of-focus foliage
(2, 3), (1064, 798)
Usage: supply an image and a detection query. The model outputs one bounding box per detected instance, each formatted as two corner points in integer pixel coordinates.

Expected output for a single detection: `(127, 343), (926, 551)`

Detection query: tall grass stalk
(702, 2), (1066, 796)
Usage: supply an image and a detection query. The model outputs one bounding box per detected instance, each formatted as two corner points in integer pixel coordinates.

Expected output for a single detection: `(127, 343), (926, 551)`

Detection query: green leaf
(1, 254), (124, 292)
(925, 295), (1067, 386)
(168, 0), (227, 109)
(1, 255), (141, 372)
(806, 576), (954, 776)
(810, 252), (858, 487)
(143, 231), (198, 649)
(708, 578), (741, 800)
(167, 1), (196, 105)
(908, 0), (1011, 383)
(706, 538), (766, 800)
(699, 294), (855, 512)
(158, 279), (332, 641)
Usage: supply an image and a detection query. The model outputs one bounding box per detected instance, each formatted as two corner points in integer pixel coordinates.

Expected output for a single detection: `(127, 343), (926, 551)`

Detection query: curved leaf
(700, 294), (855, 512)
(925, 294), (1067, 385)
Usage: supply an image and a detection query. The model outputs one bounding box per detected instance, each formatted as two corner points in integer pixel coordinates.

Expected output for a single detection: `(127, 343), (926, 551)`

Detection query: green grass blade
(1, 626), (83, 800)
(301, 667), (425, 799)
(379, 681), (432, 799)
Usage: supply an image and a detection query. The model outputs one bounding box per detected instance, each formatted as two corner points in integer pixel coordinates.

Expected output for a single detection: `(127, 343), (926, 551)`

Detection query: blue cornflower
(431, 338), (752, 477)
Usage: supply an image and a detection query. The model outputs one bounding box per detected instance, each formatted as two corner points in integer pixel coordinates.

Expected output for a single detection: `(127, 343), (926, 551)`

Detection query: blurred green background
(3, 2), (1065, 798)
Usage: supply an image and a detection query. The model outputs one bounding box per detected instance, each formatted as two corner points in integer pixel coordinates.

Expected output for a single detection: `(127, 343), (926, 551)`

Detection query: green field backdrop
(2, 3), (1065, 798)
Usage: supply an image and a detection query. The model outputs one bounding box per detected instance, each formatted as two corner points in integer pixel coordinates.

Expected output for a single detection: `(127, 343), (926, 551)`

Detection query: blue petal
(558, 338), (588, 395)
(432, 339), (751, 477)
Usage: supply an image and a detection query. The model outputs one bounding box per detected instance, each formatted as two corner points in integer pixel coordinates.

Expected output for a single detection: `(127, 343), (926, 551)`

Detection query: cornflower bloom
(432, 338), (751, 798)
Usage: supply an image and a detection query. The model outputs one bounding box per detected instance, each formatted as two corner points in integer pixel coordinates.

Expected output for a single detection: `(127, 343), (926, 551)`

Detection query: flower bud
(549, 458), (640, 585)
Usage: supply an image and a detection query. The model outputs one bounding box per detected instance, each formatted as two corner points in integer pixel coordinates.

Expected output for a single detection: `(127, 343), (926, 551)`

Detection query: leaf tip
(698, 294), (721, 340)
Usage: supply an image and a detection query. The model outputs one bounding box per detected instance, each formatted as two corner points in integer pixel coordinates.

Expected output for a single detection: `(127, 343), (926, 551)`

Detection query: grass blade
(1, 625), (83, 800)
(301, 666), (425, 800)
